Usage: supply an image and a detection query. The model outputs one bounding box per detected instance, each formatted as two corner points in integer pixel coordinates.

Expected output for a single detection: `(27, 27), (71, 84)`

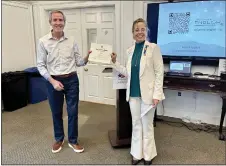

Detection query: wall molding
(2, 1), (30, 9)
(163, 110), (226, 126)
(31, 1), (79, 5)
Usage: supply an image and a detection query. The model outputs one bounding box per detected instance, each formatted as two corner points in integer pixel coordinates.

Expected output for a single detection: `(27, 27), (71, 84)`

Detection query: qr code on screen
(168, 12), (190, 34)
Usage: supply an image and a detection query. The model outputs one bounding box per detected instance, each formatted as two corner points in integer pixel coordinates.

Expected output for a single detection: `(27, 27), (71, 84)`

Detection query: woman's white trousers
(129, 97), (157, 161)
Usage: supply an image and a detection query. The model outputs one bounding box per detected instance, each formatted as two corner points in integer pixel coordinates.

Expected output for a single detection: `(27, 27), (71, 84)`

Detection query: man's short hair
(49, 10), (66, 23)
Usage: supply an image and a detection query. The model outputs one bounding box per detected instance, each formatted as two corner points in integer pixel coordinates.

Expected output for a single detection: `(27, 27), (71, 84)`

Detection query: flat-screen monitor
(169, 61), (192, 74)
(147, 0), (226, 59)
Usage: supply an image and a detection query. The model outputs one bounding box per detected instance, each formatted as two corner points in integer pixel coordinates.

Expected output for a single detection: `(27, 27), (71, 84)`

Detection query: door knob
(84, 68), (88, 71)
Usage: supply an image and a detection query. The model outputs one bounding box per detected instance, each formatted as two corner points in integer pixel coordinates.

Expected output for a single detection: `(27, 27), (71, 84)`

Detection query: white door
(47, 9), (85, 101)
(81, 7), (116, 105)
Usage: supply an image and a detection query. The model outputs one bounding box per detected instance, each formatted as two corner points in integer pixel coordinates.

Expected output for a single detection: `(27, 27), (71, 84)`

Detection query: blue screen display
(170, 61), (191, 73)
(148, 1), (226, 58)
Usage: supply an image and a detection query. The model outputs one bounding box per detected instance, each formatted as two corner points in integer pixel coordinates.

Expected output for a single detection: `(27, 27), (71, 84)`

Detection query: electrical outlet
(178, 92), (181, 96)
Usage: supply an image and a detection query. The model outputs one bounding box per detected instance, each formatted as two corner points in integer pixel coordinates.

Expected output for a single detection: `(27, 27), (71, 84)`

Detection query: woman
(111, 18), (165, 165)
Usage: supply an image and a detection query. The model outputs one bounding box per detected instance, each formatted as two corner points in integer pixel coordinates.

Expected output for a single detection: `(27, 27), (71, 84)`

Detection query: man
(37, 10), (91, 153)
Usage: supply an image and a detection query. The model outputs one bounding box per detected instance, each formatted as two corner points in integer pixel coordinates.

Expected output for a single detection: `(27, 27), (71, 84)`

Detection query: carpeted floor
(2, 101), (226, 165)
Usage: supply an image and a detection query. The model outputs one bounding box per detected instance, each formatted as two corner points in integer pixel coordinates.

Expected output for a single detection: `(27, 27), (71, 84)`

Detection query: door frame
(34, 1), (121, 101)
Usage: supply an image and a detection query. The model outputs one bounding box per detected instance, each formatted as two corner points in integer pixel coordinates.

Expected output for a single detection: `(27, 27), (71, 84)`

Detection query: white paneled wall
(2, 1), (35, 72)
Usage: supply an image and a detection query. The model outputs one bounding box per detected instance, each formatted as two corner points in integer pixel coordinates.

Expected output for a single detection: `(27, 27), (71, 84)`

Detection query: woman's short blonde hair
(132, 18), (147, 33)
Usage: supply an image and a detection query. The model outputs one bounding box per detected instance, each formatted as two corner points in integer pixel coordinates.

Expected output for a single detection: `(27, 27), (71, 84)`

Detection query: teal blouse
(130, 41), (145, 97)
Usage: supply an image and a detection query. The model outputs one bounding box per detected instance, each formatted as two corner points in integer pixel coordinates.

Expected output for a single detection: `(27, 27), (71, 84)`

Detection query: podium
(108, 89), (132, 147)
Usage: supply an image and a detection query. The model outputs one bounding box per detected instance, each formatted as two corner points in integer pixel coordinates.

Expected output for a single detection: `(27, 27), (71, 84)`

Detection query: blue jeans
(46, 73), (79, 144)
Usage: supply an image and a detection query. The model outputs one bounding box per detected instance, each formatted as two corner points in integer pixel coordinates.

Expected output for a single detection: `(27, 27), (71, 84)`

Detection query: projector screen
(149, 1), (225, 58)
